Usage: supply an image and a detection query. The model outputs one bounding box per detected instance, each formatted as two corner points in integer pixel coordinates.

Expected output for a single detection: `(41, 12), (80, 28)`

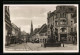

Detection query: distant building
(32, 24), (48, 43)
(33, 28), (40, 35)
(38, 24), (47, 36)
(47, 6), (77, 43)
(5, 6), (12, 46)
(21, 31), (28, 43)
(30, 20), (33, 41)
(26, 33), (30, 42)
(30, 20), (33, 35)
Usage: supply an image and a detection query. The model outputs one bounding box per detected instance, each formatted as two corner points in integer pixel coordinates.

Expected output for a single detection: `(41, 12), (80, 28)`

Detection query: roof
(47, 6), (77, 19)
(56, 6), (76, 13)
(38, 24), (47, 33)
(21, 31), (27, 35)
(33, 24), (47, 35)
(11, 23), (19, 30)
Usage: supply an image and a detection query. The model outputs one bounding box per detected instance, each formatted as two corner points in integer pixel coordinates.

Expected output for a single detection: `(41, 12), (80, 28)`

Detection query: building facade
(32, 24), (48, 43)
(11, 23), (21, 44)
(73, 23), (77, 44)
(21, 31), (28, 43)
(5, 6), (12, 46)
(47, 6), (77, 43)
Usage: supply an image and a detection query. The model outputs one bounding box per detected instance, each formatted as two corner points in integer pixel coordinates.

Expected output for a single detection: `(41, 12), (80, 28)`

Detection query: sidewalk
(26, 43), (41, 50)
(5, 42), (78, 51)
(5, 43), (20, 48)
(38, 43), (77, 51)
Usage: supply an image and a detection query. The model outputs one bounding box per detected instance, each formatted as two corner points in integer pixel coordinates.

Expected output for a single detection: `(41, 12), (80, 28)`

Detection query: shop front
(60, 34), (67, 42)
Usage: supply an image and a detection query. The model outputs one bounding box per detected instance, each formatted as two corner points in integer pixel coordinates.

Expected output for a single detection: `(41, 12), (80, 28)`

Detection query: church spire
(30, 20), (33, 36)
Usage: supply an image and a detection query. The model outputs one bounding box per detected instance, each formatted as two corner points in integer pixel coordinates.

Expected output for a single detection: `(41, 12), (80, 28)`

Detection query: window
(69, 8), (74, 11)
(63, 20), (66, 24)
(62, 28), (65, 32)
(71, 14), (73, 18)
(60, 13), (66, 18)
(55, 28), (58, 33)
(60, 13), (63, 18)
(60, 7), (62, 10)
(71, 28), (73, 32)
(55, 21), (58, 25)
(60, 13), (62, 17)
(61, 28), (66, 32)
(62, 13), (64, 17)
(48, 31), (50, 34)
(69, 37), (71, 41)
(60, 20), (66, 25)
(60, 21), (63, 24)
(71, 21), (73, 25)
(63, 13), (66, 17)
(58, 13), (60, 17)
(57, 13), (60, 18)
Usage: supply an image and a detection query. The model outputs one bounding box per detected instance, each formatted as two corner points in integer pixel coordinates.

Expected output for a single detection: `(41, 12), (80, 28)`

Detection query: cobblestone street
(5, 42), (77, 51)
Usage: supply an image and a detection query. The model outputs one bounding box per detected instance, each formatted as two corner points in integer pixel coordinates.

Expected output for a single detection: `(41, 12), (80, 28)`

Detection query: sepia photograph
(3, 4), (79, 53)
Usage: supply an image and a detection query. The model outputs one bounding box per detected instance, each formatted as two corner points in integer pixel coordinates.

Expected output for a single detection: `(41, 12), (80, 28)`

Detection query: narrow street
(5, 42), (77, 51)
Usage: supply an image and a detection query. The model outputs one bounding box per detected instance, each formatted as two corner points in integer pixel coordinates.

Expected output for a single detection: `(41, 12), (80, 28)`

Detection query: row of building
(4, 6), (77, 45)
(30, 6), (77, 44)
(47, 6), (77, 44)
(30, 23), (48, 43)
(4, 6), (29, 46)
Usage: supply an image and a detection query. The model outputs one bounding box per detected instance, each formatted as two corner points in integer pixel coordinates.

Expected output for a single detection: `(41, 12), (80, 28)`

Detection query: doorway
(60, 34), (67, 42)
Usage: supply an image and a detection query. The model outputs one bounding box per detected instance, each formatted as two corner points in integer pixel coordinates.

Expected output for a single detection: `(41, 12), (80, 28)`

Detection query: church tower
(30, 20), (33, 36)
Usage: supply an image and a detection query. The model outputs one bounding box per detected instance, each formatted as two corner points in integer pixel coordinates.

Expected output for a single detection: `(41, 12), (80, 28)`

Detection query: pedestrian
(63, 41), (64, 47)
(26, 40), (27, 43)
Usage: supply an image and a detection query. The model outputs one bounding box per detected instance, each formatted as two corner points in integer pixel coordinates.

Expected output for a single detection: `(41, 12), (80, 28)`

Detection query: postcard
(3, 4), (79, 53)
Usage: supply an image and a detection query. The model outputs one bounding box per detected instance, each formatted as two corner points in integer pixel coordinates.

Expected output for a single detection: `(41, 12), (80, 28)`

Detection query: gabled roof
(11, 23), (19, 30)
(38, 24), (47, 33)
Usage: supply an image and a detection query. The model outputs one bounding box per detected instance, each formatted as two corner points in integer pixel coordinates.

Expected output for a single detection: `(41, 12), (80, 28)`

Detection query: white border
(3, 4), (79, 53)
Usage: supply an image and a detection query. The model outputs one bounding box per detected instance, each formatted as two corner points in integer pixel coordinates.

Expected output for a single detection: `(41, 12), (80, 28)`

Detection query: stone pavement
(5, 42), (78, 51)
(38, 44), (77, 51)
(5, 43), (31, 51)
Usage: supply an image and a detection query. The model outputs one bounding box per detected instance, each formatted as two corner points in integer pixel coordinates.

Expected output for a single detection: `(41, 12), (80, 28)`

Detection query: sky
(8, 4), (77, 34)
(9, 5), (57, 33)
